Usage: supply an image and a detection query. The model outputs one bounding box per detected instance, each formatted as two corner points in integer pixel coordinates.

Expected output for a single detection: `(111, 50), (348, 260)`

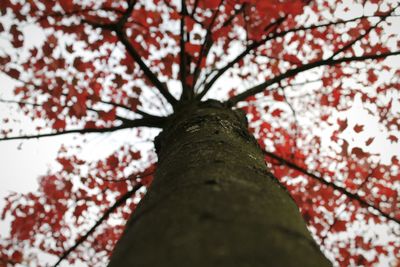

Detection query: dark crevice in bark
(108, 100), (331, 267)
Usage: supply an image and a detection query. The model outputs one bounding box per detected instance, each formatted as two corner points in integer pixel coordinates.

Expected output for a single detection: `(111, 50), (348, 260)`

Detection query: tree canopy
(0, 0), (399, 266)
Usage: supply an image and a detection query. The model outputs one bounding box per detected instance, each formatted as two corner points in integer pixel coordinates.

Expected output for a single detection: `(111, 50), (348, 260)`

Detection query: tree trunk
(108, 100), (331, 267)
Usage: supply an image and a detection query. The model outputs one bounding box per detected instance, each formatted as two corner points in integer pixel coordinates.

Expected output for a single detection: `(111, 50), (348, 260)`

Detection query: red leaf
(332, 220), (347, 232)
(73, 203), (87, 218)
(65, 44), (74, 53)
(59, 0), (74, 12)
(353, 124), (364, 133)
(11, 251), (23, 263)
(212, 26), (231, 41)
(57, 158), (74, 173)
(10, 25), (23, 48)
(375, 245), (388, 256)
(130, 151), (141, 160)
(106, 155), (119, 168)
(338, 118), (348, 132)
(53, 119), (66, 130)
(99, 108), (116, 122)
(365, 137), (374, 146)
(129, 98), (140, 111)
(272, 91), (285, 101)
(388, 135), (398, 143)
(356, 254), (367, 265)
(0, 55), (11, 65)
(184, 17), (195, 31)
(271, 109), (283, 117)
(71, 102), (86, 118)
(185, 43), (201, 56)
(283, 54), (302, 66)
(377, 184), (397, 198)
(6, 68), (20, 80)
(367, 69), (378, 83)
(204, 0), (221, 9)
(85, 121), (97, 129)
(73, 57), (92, 72)
(351, 147), (369, 158)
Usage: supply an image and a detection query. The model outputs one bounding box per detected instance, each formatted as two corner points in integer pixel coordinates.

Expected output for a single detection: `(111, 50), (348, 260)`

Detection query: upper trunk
(108, 100), (331, 267)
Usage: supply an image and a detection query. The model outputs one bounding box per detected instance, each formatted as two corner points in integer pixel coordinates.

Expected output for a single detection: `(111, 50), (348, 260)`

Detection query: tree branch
(192, 0), (225, 93)
(97, 99), (160, 118)
(98, 99), (135, 112)
(117, 0), (137, 28)
(81, 1), (178, 108)
(190, 0), (200, 16)
(327, 4), (398, 60)
(221, 3), (247, 28)
(86, 107), (132, 124)
(197, 16), (286, 99)
(35, 7), (125, 23)
(0, 117), (165, 142)
(96, 168), (154, 183)
(319, 167), (376, 245)
(179, 0), (190, 101)
(263, 150), (400, 225)
(227, 50), (400, 106)
(0, 97), (151, 125)
(115, 30), (178, 107)
(198, 14), (396, 99)
(52, 182), (143, 267)
(0, 98), (40, 107)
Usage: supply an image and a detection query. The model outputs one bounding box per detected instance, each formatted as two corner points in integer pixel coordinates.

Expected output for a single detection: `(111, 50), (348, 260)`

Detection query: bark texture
(108, 100), (332, 267)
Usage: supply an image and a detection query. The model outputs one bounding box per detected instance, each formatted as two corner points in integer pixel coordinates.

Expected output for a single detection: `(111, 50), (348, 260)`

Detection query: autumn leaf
(59, 0), (74, 12)
(351, 147), (369, 158)
(185, 43), (201, 56)
(332, 220), (347, 232)
(10, 25), (23, 48)
(388, 135), (398, 143)
(99, 108), (116, 122)
(11, 251), (23, 263)
(365, 137), (374, 146)
(6, 68), (20, 80)
(107, 155), (119, 169)
(353, 124), (364, 133)
(271, 109), (283, 117)
(53, 119), (66, 130)
(338, 118), (348, 132)
(73, 203), (88, 218)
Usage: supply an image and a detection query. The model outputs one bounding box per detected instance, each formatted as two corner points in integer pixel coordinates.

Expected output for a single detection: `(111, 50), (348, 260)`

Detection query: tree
(0, 0), (399, 266)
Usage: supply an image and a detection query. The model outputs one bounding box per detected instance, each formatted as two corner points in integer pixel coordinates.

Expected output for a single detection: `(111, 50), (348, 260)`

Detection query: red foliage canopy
(0, 0), (399, 266)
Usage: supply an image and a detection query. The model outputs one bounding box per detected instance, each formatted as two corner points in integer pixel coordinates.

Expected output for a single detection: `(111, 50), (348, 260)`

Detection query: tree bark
(108, 100), (332, 267)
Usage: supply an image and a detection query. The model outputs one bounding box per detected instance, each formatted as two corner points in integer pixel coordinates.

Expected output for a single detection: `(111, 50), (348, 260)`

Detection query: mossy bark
(108, 100), (332, 267)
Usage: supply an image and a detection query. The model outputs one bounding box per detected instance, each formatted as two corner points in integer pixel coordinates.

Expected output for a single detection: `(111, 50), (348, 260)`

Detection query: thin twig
(81, 1), (178, 108)
(198, 13), (397, 99)
(52, 182), (144, 267)
(197, 16), (286, 99)
(179, 0), (190, 101)
(263, 150), (400, 225)
(328, 4), (398, 60)
(191, 0), (224, 93)
(227, 50), (400, 106)
(0, 117), (165, 142)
